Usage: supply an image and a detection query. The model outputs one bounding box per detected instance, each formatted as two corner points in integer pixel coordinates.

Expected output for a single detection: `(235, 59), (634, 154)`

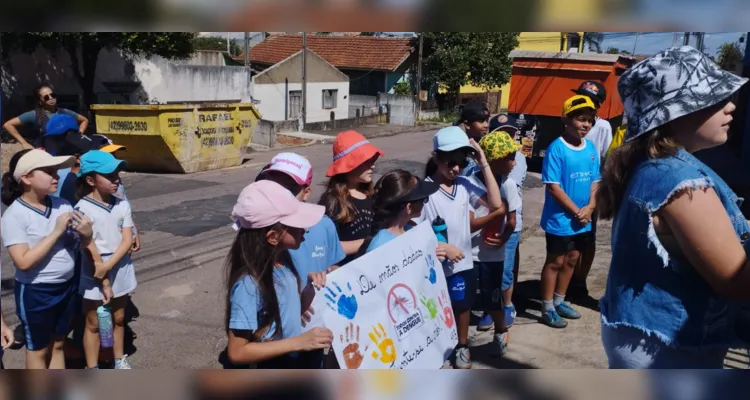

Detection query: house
(244, 34), (416, 96)
(252, 49), (350, 123)
(454, 32), (584, 112)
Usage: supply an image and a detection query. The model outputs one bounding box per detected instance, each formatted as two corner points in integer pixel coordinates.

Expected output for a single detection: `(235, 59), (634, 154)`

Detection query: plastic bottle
(432, 216), (448, 244)
(482, 216), (504, 243)
(97, 305), (114, 348)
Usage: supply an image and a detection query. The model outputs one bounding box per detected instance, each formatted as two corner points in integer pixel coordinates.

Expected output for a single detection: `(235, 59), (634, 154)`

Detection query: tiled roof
(243, 34), (415, 71)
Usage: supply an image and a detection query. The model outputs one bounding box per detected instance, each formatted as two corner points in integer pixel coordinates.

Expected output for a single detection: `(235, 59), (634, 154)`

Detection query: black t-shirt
(330, 196), (374, 264)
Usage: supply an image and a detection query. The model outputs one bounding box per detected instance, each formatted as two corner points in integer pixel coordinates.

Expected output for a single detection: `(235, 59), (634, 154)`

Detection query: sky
(597, 32), (746, 56)
(199, 32), (747, 57)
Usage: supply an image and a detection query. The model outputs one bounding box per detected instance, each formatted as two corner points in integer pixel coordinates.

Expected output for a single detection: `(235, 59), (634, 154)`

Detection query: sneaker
(489, 331), (509, 357)
(504, 305), (517, 328)
(477, 313), (493, 331)
(555, 302), (581, 320)
(454, 346), (472, 369)
(115, 355), (132, 370)
(541, 309), (568, 329)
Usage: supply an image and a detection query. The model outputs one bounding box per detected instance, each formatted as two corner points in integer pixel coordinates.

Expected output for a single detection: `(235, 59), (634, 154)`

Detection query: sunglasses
(43, 93), (57, 101)
(436, 151), (470, 169)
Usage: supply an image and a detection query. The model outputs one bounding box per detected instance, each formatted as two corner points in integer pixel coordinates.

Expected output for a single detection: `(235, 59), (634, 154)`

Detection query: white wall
(1, 47), (253, 116)
(253, 81), (349, 123)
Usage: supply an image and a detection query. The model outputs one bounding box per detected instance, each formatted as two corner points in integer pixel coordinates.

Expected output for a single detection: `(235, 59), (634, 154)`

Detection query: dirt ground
(1, 142), (24, 174)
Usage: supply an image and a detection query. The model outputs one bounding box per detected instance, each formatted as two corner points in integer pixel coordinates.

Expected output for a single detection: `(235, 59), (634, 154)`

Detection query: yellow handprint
(368, 323), (396, 365)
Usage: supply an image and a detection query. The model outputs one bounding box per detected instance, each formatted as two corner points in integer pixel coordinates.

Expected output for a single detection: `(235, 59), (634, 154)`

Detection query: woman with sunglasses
(416, 126), (506, 369)
(3, 85), (88, 150)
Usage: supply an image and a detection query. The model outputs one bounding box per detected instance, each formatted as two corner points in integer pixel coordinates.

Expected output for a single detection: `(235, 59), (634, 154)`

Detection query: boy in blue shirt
(539, 95), (600, 329)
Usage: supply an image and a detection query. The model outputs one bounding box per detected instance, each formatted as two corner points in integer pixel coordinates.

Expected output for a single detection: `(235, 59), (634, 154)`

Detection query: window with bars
(322, 89), (338, 110)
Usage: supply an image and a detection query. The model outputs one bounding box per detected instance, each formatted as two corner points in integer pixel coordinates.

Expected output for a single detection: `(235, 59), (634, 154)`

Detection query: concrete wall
(349, 94), (379, 118)
(379, 93), (415, 126)
(1, 47), (253, 121)
(254, 81), (349, 123)
(175, 51), (228, 66)
(304, 113), (387, 132)
(252, 118), (299, 147)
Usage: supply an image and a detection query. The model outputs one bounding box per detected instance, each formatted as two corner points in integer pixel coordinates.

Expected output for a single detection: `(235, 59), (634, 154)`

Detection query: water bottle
(432, 216), (448, 244)
(97, 306), (114, 348)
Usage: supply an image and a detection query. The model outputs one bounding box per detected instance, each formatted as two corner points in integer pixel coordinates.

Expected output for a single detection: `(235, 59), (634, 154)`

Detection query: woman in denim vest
(598, 46), (750, 369)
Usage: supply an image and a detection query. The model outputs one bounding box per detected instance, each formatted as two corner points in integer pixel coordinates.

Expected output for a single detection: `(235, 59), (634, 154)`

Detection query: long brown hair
(224, 224), (300, 340)
(33, 84), (55, 135)
(1, 149), (32, 206)
(597, 128), (680, 220)
(372, 169), (417, 232)
(319, 174), (374, 224)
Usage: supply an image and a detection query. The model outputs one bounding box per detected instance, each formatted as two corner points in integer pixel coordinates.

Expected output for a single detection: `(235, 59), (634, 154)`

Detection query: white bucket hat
(618, 45), (748, 142)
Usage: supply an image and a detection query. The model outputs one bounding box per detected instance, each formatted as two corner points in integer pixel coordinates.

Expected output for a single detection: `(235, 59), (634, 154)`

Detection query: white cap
(13, 150), (75, 183)
(262, 152), (313, 186)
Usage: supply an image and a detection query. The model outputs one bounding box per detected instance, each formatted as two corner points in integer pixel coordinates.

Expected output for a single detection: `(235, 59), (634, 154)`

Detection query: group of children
(1, 79), (609, 369)
(1, 114), (138, 369)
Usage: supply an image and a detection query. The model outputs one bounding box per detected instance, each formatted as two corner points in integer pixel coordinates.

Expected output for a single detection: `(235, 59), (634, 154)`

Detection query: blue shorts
(503, 231), (521, 290)
(447, 268), (477, 313)
(15, 279), (78, 351)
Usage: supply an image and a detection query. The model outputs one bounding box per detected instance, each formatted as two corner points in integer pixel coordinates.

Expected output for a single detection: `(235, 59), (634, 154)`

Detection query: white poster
(310, 222), (458, 369)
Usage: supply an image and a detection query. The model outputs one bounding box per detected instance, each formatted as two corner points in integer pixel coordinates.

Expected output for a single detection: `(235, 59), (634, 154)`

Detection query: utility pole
(244, 32), (249, 67)
(683, 32), (691, 46)
(302, 32), (307, 127)
(415, 33), (423, 123)
(632, 32), (640, 55)
(696, 32), (705, 53)
(227, 33), (230, 54)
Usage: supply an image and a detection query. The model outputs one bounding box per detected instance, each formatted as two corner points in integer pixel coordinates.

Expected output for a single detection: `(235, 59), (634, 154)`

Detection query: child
(367, 169), (440, 252)
(255, 152), (345, 368)
(568, 81), (611, 303)
(467, 131), (523, 356)
(458, 102), (490, 142)
(319, 130), (383, 265)
(414, 126), (505, 369)
(225, 180), (333, 369)
(1, 149), (93, 369)
(539, 95), (600, 329)
(74, 150), (136, 369)
(476, 115), (527, 332)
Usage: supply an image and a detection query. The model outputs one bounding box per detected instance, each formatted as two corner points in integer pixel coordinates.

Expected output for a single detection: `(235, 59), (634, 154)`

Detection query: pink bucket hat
(231, 180), (324, 230)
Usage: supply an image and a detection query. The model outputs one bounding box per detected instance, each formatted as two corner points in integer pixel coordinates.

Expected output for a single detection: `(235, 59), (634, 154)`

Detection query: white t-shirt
(412, 176), (484, 276)
(1, 197), (76, 284)
(466, 174), (522, 262)
(586, 117), (613, 161)
(74, 196), (134, 254)
(74, 195), (137, 300)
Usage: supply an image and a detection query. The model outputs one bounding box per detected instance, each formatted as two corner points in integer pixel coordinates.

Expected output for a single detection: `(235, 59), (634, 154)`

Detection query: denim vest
(600, 149), (750, 350)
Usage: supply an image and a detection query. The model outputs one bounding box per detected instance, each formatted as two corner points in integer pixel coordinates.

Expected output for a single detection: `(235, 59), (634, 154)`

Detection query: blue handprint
(425, 254), (437, 284)
(325, 282), (358, 320)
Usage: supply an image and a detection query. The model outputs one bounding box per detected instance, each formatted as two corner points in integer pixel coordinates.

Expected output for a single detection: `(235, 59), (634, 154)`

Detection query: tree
(421, 32), (519, 107)
(716, 41), (743, 72)
(192, 35), (240, 56)
(392, 81), (411, 95)
(360, 32), (382, 37)
(1, 33), (196, 111)
(583, 32), (604, 53)
(606, 47), (630, 55)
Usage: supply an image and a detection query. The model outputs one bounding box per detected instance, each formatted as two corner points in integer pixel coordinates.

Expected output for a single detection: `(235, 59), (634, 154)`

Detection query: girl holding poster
(224, 180), (333, 369)
(416, 127), (505, 369)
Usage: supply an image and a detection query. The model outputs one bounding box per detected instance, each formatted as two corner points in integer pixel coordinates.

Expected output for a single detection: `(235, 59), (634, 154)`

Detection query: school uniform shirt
(508, 152), (527, 232)
(466, 173), (522, 262)
(229, 266), (302, 341)
(585, 117), (613, 161)
(289, 216), (346, 281)
(1, 197), (76, 284)
(366, 225), (413, 253)
(540, 137), (601, 237)
(74, 195), (137, 300)
(412, 176), (484, 276)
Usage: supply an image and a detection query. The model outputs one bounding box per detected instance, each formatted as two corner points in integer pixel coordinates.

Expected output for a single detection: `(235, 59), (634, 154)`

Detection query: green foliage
(192, 35), (241, 56)
(606, 47), (630, 55)
(716, 41), (743, 71)
(421, 32), (519, 98)
(392, 81), (412, 95)
(583, 32), (604, 53)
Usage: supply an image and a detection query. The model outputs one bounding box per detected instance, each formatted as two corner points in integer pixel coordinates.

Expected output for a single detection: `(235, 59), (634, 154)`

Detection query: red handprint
(438, 289), (455, 329)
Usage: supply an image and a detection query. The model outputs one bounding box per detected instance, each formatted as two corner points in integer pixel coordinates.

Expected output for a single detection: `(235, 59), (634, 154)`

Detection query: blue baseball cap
(45, 114), (79, 136)
(432, 126), (475, 153)
(78, 150), (127, 176)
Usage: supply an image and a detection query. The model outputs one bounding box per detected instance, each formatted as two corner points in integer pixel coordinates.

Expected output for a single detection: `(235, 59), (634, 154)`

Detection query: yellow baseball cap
(99, 144), (126, 153)
(479, 131), (522, 162)
(562, 95), (597, 116)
